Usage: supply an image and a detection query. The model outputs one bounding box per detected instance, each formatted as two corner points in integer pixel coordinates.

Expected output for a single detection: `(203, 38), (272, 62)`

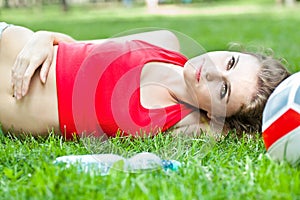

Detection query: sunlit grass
(1, 132), (300, 199)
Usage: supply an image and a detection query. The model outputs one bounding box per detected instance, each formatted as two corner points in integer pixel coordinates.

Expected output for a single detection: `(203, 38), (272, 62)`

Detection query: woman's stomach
(0, 39), (60, 136)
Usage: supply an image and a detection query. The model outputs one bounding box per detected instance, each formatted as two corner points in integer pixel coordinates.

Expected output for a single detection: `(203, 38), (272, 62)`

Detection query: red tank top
(56, 40), (194, 139)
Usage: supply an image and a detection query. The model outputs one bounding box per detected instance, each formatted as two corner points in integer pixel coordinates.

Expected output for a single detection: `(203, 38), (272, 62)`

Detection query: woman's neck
(140, 62), (194, 108)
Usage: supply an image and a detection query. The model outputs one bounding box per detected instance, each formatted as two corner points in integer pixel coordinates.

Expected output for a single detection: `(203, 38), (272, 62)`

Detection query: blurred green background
(1, 0), (299, 72)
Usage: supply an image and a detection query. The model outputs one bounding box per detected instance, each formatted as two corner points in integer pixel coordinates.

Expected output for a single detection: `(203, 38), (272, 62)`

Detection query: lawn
(1, 1), (300, 199)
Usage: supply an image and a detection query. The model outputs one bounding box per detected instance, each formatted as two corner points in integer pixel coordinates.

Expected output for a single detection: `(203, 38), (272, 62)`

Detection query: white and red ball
(262, 72), (300, 165)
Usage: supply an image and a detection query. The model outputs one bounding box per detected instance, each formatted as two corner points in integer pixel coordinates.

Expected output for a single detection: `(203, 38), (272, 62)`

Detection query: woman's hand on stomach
(11, 30), (75, 100)
(11, 31), (57, 99)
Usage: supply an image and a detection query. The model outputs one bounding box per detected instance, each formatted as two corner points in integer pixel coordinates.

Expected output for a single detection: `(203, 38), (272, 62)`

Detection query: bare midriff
(0, 26), (60, 136)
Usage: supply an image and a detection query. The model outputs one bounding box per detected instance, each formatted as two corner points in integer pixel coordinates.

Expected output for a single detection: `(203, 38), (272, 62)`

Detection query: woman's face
(183, 51), (261, 118)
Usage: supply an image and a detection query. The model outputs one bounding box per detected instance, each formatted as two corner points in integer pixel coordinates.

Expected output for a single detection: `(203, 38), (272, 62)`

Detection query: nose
(204, 69), (223, 82)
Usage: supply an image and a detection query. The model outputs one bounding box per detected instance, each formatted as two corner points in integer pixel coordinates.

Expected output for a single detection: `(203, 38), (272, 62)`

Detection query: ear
(207, 112), (213, 120)
(207, 112), (226, 134)
(207, 112), (222, 122)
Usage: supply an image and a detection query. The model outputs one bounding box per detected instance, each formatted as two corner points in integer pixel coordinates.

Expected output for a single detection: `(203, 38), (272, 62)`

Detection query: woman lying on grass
(0, 22), (290, 139)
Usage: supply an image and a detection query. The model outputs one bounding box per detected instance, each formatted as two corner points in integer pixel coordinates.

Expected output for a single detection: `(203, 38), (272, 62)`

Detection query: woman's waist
(0, 46), (59, 133)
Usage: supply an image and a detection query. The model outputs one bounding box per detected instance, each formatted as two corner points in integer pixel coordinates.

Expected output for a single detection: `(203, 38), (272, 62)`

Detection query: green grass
(1, 2), (300, 199)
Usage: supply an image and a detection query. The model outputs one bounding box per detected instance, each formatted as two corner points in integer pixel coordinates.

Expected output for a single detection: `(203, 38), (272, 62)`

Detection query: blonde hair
(224, 53), (291, 135)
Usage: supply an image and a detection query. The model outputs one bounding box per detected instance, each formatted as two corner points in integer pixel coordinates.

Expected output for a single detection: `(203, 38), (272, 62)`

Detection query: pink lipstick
(195, 66), (202, 82)
(196, 69), (200, 82)
(195, 58), (204, 82)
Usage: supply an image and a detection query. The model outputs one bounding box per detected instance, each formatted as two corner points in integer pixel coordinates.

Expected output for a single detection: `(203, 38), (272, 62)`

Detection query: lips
(194, 59), (204, 82)
(195, 66), (202, 82)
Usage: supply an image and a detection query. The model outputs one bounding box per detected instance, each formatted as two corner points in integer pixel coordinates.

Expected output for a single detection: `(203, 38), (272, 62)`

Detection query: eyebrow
(226, 55), (239, 104)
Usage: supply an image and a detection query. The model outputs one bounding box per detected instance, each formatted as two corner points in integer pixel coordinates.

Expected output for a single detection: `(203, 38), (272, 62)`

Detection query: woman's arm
(97, 30), (180, 51)
(11, 30), (75, 99)
(79, 30), (180, 51)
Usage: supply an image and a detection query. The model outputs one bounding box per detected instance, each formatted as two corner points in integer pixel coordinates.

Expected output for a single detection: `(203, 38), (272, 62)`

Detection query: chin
(183, 69), (195, 85)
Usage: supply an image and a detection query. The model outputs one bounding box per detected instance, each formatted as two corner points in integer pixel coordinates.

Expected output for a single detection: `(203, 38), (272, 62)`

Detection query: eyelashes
(227, 56), (235, 70)
(220, 55), (238, 100)
(220, 82), (228, 99)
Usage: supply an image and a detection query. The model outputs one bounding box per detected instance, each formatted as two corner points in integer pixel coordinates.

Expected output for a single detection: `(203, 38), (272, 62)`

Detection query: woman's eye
(220, 82), (228, 99)
(227, 56), (235, 70)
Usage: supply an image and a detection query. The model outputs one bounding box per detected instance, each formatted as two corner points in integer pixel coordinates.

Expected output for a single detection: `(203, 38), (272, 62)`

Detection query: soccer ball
(262, 72), (300, 165)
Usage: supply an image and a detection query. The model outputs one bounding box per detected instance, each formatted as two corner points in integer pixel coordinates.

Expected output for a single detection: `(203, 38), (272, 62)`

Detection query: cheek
(194, 84), (215, 110)
(202, 82), (220, 99)
(201, 83), (229, 116)
(226, 104), (241, 117)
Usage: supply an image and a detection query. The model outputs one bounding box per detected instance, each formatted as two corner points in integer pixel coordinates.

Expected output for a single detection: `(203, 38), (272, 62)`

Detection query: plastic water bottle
(54, 152), (181, 176)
